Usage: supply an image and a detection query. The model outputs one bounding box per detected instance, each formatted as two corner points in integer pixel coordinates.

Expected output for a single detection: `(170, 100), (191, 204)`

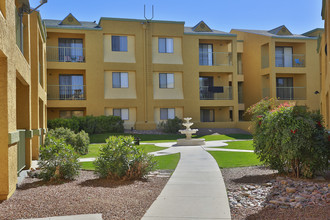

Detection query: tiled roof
(231, 28), (315, 39)
(184, 27), (235, 36)
(43, 19), (101, 30)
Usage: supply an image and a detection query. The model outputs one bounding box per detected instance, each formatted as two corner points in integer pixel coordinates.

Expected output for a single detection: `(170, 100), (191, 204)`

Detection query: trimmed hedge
(48, 115), (124, 134)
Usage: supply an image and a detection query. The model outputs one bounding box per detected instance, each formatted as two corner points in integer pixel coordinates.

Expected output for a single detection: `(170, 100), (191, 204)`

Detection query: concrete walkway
(19, 214), (103, 220)
(142, 145), (231, 220)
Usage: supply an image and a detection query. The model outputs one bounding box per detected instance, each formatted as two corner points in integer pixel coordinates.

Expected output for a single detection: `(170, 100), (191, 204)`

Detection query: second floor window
(112, 36), (127, 52)
(113, 108), (129, 120)
(159, 38), (173, 53)
(112, 72), (128, 88)
(159, 73), (174, 88)
(59, 75), (84, 100)
(160, 108), (175, 120)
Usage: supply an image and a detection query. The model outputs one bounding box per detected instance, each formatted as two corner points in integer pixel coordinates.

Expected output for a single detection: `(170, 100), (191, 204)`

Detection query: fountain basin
(177, 138), (205, 146)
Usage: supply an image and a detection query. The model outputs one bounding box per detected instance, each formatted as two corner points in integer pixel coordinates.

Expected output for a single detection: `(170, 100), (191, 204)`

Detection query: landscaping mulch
(221, 166), (330, 220)
(0, 171), (169, 220)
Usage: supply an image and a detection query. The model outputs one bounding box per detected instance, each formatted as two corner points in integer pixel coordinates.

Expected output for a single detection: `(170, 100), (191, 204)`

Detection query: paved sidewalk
(19, 214), (103, 220)
(142, 145), (231, 220)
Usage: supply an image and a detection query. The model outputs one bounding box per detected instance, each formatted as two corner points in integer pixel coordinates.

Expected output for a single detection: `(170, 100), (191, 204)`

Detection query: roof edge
(99, 17), (185, 25)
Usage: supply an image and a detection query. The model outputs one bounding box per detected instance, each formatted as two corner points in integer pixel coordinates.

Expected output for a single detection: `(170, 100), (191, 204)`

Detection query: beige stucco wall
(153, 72), (184, 99)
(104, 71), (136, 99)
(103, 35), (135, 63)
(152, 37), (183, 64)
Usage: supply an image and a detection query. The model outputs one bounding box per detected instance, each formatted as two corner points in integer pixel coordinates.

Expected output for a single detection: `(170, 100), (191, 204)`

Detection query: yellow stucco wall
(103, 34), (136, 63)
(0, 0), (47, 200)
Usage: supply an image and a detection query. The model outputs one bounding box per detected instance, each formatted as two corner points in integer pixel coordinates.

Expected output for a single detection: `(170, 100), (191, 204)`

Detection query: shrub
(158, 117), (183, 133)
(247, 98), (330, 178)
(94, 136), (156, 180)
(38, 137), (80, 181)
(45, 127), (90, 155)
(47, 115), (124, 135)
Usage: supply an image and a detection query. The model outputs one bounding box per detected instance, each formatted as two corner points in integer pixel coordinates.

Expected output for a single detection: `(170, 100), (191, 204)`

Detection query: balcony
(48, 85), (86, 100)
(47, 46), (85, 62)
(275, 54), (305, 67)
(200, 86), (232, 100)
(276, 87), (306, 100)
(199, 52), (232, 66)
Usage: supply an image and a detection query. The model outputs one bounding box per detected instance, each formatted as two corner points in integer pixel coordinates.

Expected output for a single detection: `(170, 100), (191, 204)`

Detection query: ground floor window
(113, 108), (129, 120)
(200, 109), (214, 122)
(160, 108), (175, 120)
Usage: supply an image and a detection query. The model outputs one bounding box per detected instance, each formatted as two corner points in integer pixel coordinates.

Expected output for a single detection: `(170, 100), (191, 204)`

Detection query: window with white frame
(160, 108), (175, 120)
(159, 73), (174, 88)
(158, 38), (173, 53)
(112, 72), (128, 88)
(113, 108), (129, 120)
(112, 36), (128, 52)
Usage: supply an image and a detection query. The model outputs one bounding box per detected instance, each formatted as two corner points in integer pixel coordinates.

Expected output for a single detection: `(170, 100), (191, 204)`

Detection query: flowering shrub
(247, 98), (329, 178)
(94, 136), (156, 180)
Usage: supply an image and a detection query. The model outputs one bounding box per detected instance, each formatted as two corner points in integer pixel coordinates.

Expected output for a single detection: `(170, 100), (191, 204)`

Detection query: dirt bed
(0, 171), (169, 220)
(221, 166), (330, 220)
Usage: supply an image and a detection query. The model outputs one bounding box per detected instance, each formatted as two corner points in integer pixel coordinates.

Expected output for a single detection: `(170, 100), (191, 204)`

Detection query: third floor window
(159, 38), (173, 53)
(112, 36), (127, 52)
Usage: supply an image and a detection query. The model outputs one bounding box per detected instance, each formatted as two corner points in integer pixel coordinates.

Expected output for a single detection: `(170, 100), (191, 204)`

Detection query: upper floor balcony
(47, 46), (85, 63)
(275, 53), (305, 67)
(47, 85), (86, 100)
(200, 86), (233, 100)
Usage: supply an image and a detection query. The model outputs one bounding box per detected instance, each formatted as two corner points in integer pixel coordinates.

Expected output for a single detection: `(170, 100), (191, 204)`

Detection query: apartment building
(45, 15), (247, 130)
(0, 0), (47, 200)
(321, 0), (330, 129)
(231, 26), (321, 112)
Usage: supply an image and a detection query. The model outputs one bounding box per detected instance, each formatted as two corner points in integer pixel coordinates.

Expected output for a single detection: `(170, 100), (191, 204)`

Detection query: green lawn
(89, 133), (252, 143)
(79, 153), (180, 171)
(80, 144), (168, 158)
(208, 151), (261, 168)
(216, 140), (254, 150)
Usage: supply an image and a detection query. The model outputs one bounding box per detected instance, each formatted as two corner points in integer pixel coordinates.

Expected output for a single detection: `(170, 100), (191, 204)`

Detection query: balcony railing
(276, 87), (306, 100)
(275, 54), (305, 67)
(200, 86), (232, 100)
(47, 46), (85, 62)
(199, 52), (232, 66)
(48, 85), (86, 100)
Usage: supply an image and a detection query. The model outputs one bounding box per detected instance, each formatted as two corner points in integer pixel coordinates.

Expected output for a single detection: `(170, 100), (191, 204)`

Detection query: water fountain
(177, 117), (205, 146)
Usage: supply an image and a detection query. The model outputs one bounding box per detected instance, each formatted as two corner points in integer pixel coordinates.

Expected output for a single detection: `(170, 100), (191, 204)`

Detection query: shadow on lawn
(79, 178), (148, 188)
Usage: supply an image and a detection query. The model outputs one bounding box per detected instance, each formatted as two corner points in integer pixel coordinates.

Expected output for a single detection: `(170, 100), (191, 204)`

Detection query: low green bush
(38, 137), (80, 181)
(158, 117), (183, 133)
(47, 115), (124, 135)
(45, 127), (90, 155)
(94, 136), (156, 180)
(247, 98), (330, 178)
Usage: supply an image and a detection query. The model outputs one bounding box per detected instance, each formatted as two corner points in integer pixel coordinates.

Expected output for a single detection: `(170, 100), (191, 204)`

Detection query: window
(60, 110), (84, 119)
(159, 73), (174, 88)
(112, 36), (128, 52)
(59, 75), (84, 100)
(276, 77), (293, 100)
(113, 108), (129, 120)
(160, 108), (175, 120)
(58, 38), (84, 62)
(15, 7), (22, 51)
(200, 109), (214, 122)
(112, 72), (128, 88)
(199, 44), (213, 66)
(158, 38), (173, 53)
(275, 47), (292, 67)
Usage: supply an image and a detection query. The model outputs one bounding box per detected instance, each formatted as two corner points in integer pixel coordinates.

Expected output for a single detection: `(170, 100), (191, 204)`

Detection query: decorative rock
(295, 195), (305, 202)
(280, 180), (288, 185)
(286, 187), (297, 193)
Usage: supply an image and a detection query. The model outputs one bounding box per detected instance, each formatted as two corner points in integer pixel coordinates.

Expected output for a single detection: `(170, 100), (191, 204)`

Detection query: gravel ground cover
(221, 166), (330, 220)
(0, 171), (169, 220)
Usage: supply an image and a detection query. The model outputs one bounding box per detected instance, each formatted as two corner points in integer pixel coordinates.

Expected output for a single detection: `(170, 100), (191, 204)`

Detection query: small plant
(94, 136), (156, 180)
(45, 127), (90, 155)
(158, 117), (183, 133)
(247, 98), (330, 178)
(38, 137), (80, 181)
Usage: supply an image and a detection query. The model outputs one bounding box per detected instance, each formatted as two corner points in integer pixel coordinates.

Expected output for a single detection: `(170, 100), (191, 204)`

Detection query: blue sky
(30, 0), (324, 34)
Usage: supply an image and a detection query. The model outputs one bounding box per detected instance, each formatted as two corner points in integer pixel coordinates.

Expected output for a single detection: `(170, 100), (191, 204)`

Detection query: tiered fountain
(177, 117), (205, 146)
